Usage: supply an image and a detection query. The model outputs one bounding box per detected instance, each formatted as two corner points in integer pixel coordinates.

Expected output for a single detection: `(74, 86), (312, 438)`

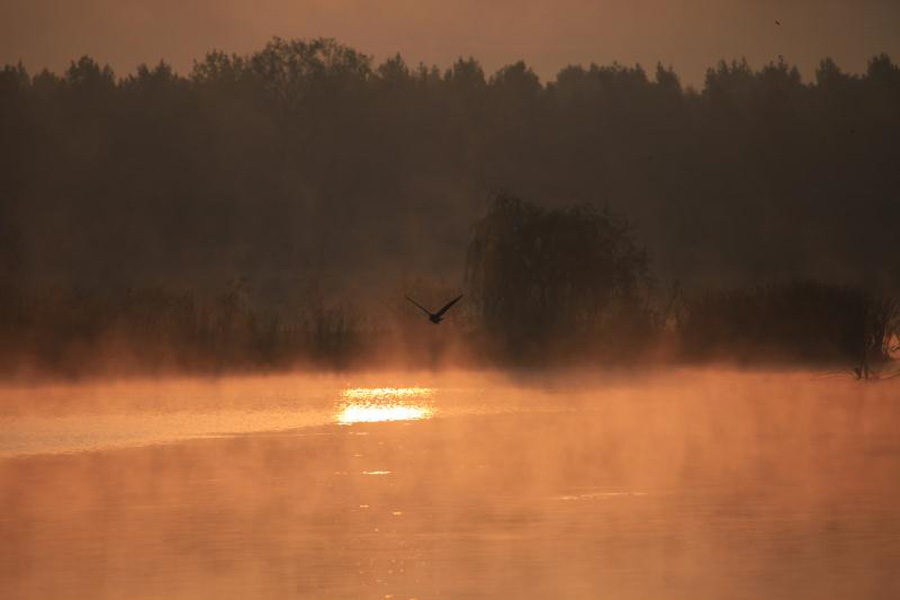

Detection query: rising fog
(1, 35), (899, 376)
(2, 369), (899, 599)
(2, 6), (900, 600)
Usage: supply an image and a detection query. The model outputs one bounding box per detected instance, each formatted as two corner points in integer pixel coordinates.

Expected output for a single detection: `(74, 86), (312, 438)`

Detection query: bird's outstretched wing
(405, 295), (433, 317)
(434, 294), (463, 318)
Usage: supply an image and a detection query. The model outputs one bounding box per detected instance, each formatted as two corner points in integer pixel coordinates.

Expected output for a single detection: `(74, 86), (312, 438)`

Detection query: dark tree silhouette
(466, 194), (652, 360)
(679, 282), (898, 368)
(0, 39), (898, 374)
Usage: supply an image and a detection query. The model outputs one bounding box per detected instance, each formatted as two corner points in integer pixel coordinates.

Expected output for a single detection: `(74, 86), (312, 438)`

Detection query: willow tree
(465, 194), (652, 359)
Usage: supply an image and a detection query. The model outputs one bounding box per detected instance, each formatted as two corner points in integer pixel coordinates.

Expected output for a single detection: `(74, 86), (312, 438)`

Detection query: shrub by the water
(678, 281), (898, 366)
(465, 194), (656, 362)
(0, 281), (365, 377)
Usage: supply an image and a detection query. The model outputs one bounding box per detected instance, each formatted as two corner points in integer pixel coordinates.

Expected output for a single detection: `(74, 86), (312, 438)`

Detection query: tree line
(1, 38), (898, 298)
(0, 38), (898, 375)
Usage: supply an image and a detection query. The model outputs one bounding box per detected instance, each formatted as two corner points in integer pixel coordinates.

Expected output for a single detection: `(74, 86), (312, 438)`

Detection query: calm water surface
(1, 370), (899, 599)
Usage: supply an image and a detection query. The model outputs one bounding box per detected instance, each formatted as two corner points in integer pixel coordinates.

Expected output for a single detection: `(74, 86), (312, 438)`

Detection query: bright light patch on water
(341, 387), (434, 400)
(337, 387), (435, 424)
(337, 404), (433, 425)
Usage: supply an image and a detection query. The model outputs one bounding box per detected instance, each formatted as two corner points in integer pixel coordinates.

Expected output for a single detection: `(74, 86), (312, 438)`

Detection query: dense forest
(0, 38), (898, 375)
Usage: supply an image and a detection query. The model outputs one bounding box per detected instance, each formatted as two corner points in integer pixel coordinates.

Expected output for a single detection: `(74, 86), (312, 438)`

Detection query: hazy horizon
(3, 0), (899, 85)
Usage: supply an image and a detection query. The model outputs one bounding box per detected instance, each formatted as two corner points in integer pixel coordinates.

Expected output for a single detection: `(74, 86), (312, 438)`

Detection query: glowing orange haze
(2, 369), (900, 599)
(2, 0), (899, 85)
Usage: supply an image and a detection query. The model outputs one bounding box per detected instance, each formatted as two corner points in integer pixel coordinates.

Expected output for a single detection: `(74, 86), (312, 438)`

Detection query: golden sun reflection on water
(336, 387), (435, 424)
(341, 387), (434, 400)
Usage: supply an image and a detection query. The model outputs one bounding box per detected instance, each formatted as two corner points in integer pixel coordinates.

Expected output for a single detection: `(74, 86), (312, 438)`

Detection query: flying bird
(405, 294), (463, 324)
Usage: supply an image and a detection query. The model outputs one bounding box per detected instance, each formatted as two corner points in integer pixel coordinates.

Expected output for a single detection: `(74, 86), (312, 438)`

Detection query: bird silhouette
(405, 294), (463, 324)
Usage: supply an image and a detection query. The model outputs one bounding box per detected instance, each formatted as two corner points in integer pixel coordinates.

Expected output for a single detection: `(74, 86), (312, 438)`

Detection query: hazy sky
(2, 0), (899, 85)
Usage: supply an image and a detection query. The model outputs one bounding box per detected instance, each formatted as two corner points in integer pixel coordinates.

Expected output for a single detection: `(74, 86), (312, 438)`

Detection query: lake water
(2, 369), (899, 599)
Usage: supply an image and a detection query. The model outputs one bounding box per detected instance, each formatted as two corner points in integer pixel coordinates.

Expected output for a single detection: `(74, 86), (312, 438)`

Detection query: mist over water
(2, 369), (899, 599)
(3, 0), (899, 595)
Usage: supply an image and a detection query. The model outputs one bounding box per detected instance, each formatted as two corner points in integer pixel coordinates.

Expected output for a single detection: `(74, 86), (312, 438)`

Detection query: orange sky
(2, 0), (899, 85)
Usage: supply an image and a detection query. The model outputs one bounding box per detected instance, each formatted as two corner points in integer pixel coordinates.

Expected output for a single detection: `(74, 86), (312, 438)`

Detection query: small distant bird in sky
(405, 294), (463, 324)
(775, 19), (781, 26)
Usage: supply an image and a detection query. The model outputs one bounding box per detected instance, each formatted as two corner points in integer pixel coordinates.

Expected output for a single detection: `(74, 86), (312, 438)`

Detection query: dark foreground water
(1, 369), (899, 599)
